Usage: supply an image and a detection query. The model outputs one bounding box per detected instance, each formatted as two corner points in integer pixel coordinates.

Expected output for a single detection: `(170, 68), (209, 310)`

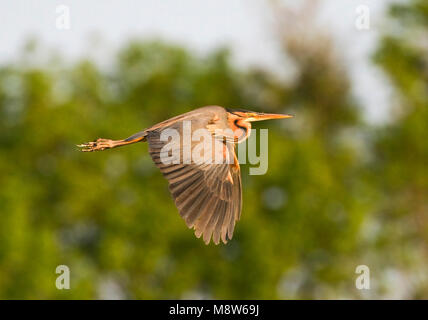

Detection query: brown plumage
(78, 105), (293, 244)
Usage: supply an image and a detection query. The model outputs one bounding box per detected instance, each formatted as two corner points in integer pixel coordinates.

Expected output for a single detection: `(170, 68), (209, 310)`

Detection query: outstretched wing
(146, 115), (242, 245)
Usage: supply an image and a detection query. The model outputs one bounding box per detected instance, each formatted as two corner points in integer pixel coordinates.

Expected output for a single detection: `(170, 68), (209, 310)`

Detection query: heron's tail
(124, 129), (148, 143)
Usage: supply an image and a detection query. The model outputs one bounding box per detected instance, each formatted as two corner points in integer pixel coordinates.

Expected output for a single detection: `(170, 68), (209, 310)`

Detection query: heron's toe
(77, 138), (112, 152)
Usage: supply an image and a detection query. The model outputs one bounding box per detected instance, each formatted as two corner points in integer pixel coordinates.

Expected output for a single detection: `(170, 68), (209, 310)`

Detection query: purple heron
(78, 106), (293, 245)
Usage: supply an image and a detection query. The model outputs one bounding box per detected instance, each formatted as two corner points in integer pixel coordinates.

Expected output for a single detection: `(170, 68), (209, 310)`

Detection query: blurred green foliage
(0, 0), (427, 299)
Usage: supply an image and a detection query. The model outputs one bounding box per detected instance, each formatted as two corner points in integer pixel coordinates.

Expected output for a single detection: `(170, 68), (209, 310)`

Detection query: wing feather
(145, 114), (242, 245)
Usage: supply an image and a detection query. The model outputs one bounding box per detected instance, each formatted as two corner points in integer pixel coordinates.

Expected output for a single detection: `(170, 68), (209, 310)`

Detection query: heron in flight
(78, 106), (293, 245)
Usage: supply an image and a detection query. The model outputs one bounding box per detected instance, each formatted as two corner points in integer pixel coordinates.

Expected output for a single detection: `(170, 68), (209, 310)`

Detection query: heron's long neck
(228, 116), (251, 143)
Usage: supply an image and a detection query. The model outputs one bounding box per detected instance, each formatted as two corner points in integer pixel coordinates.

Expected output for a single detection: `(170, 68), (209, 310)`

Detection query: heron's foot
(77, 138), (115, 152)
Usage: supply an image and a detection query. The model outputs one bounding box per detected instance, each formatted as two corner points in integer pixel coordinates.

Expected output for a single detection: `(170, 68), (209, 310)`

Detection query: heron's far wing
(146, 129), (242, 245)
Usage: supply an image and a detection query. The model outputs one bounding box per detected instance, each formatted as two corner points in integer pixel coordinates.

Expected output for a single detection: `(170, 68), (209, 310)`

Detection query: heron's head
(227, 108), (293, 123)
(225, 108), (293, 143)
